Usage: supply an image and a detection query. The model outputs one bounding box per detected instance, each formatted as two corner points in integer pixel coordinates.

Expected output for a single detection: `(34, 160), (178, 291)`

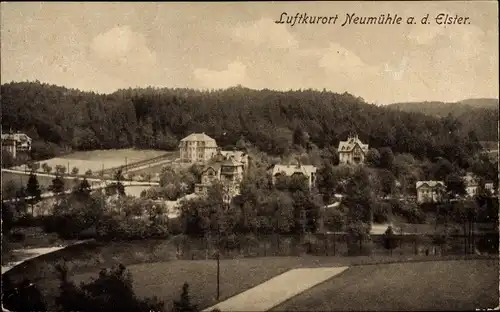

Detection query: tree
(365, 148), (381, 167)
(25, 173), (42, 215)
(433, 158), (454, 181)
(85, 169), (93, 177)
(379, 147), (394, 170)
(172, 283), (197, 312)
(317, 164), (337, 204)
(445, 173), (466, 198)
(378, 169), (396, 197)
(2, 278), (47, 312)
(346, 221), (371, 255)
(2, 202), (15, 235)
(50, 176), (66, 194)
(323, 206), (346, 232)
(55, 262), (165, 312)
(293, 126), (309, 148)
(1, 150), (15, 168)
(55, 164), (67, 175)
(383, 225), (398, 256)
(76, 178), (92, 198)
(2, 180), (18, 200)
(41, 163), (52, 174)
(71, 167), (79, 175)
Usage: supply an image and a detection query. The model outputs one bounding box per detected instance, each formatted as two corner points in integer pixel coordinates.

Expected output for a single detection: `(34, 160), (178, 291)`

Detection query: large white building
(178, 133), (218, 164)
(337, 134), (369, 165)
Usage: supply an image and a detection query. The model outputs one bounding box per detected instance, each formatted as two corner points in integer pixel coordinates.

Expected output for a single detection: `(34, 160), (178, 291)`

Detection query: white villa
(337, 134), (369, 165)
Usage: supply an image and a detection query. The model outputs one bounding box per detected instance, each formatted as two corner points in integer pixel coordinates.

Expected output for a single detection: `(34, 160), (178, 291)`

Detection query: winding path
(202, 266), (349, 312)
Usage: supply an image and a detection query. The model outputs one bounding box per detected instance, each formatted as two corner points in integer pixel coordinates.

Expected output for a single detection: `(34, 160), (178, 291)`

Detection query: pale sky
(1, 1), (498, 104)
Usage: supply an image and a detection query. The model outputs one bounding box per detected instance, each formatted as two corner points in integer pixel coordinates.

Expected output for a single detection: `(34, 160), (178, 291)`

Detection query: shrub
(172, 283), (197, 312)
(55, 262), (166, 312)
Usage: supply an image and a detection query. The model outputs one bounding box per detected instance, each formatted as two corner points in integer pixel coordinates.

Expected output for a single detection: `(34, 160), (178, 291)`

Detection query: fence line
(172, 233), (499, 260)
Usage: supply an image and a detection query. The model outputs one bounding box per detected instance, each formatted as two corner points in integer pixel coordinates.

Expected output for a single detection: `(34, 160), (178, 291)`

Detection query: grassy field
(33, 149), (173, 174)
(272, 259), (499, 311)
(60, 149), (170, 161)
(3, 233), (498, 312)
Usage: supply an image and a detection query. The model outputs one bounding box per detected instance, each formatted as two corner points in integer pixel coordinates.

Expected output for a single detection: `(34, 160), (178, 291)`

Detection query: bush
(2, 277), (47, 312)
(55, 262), (166, 312)
(172, 283), (197, 312)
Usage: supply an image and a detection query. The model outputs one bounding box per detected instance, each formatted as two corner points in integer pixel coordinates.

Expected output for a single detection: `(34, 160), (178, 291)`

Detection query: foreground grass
(71, 256), (497, 311)
(4, 234), (498, 311)
(272, 259), (499, 311)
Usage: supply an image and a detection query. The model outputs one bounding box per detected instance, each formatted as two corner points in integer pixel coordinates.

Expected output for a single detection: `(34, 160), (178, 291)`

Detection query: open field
(59, 149), (170, 162)
(33, 149), (174, 174)
(272, 259), (499, 311)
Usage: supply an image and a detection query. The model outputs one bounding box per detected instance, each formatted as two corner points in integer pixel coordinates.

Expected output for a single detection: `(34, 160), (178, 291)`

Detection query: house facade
(1, 132), (32, 159)
(464, 173), (479, 197)
(464, 173), (496, 197)
(216, 149), (249, 171)
(194, 154), (246, 203)
(416, 181), (446, 204)
(337, 134), (369, 165)
(268, 163), (317, 189)
(178, 133), (218, 164)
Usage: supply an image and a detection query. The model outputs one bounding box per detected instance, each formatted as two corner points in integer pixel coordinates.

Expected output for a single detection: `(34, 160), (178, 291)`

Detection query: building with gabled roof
(268, 163), (317, 189)
(416, 180), (446, 203)
(179, 132), (218, 164)
(194, 152), (246, 203)
(1, 131), (32, 159)
(337, 134), (369, 165)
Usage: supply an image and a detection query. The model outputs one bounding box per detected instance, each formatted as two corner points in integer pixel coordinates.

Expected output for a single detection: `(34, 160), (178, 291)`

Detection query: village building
(464, 173), (480, 197)
(337, 134), (369, 165)
(194, 153), (246, 203)
(485, 182), (495, 195)
(1, 131), (32, 159)
(178, 132), (218, 164)
(464, 173), (496, 196)
(416, 181), (446, 204)
(215, 149), (249, 171)
(268, 163), (317, 189)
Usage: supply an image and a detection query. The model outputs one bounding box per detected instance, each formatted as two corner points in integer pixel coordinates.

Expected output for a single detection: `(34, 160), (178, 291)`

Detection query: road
(2, 169), (159, 203)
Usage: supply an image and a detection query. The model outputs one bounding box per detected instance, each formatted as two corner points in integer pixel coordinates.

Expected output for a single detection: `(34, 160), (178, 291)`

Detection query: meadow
(272, 259), (499, 311)
(5, 241), (497, 312)
(37, 149), (172, 174)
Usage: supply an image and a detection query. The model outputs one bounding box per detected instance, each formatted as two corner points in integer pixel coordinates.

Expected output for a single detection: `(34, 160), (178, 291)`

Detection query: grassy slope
(273, 260), (499, 311)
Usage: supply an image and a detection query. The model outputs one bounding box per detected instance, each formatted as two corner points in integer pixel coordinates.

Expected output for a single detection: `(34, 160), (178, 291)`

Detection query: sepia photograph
(1, 1), (499, 312)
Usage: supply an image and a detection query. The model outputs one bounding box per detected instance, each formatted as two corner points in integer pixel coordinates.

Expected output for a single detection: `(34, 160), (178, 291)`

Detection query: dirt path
(202, 266), (348, 312)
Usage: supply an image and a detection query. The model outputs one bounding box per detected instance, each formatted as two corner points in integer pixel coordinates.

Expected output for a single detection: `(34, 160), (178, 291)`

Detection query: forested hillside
(387, 98), (498, 141)
(1, 81), (484, 165)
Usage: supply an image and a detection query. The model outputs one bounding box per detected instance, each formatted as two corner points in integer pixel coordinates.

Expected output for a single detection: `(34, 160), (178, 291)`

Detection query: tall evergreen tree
(25, 173), (41, 215)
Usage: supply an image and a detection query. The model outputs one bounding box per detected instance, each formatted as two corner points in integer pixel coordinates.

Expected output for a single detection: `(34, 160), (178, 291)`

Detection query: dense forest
(1, 81), (490, 166)
(387, 98), (498, 142)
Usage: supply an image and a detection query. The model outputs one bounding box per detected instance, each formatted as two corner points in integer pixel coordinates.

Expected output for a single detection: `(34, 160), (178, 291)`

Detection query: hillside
(387, 98), (499, 116)
(1, 82), (484, 165)
(387, 98), (498, 141)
